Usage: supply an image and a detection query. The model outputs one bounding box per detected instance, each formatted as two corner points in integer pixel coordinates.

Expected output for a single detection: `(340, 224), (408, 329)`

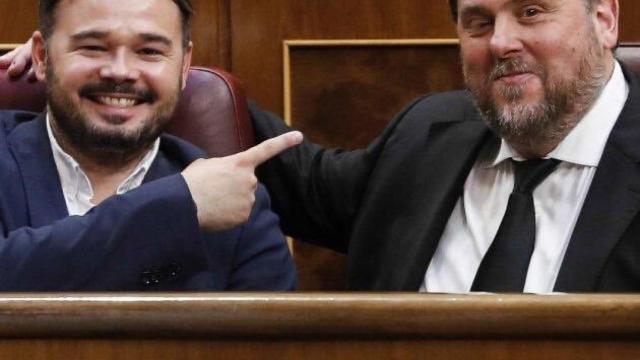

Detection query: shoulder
(375, 90), (484, 146)
(0, 110), (40, 137)
(399, 90), (481, 126)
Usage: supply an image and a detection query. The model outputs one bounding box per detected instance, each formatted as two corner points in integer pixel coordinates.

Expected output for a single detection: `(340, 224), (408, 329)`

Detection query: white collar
(46, 114), (160, 199)
(489, 61), (629, 167)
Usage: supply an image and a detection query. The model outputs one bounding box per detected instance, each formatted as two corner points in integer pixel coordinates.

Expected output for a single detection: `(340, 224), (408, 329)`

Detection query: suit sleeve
(225, 184), (297, 290)
(0, 174), (208, 291)
(251, 100), (424, 252)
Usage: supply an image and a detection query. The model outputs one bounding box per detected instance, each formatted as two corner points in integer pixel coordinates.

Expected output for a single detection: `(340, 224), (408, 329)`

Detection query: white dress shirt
(421, 61), (629, 293)
(47, 116), (160, 216)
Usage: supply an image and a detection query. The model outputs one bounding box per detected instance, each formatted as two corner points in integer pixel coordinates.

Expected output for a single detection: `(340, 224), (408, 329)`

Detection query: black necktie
(471, 158), (560, 292)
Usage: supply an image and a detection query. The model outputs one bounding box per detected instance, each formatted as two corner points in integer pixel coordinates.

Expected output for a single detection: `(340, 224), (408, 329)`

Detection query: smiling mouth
(495, 71), (529, 79)
(87, 94), (145, 108)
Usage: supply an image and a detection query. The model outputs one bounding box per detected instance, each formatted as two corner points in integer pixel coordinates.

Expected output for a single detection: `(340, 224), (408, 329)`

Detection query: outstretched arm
(250, 103), (383, 252)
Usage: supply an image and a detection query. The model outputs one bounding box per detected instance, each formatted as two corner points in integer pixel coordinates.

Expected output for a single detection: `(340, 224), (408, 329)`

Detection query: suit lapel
(555, 67), (640, 292)
(143, 134), (204, 183)
(7, 114), (69, 226)
(399, 120), (494, 290)
(7, 124), (201, 226)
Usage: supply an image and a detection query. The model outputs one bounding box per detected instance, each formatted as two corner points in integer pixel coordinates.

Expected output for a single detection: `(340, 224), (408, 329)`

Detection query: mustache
(489, 58), (544, 81)
(79, 81), (157, 103)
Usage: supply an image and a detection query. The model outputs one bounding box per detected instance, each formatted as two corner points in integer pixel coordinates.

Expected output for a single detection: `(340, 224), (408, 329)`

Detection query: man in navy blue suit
(0, 0), (301, 291)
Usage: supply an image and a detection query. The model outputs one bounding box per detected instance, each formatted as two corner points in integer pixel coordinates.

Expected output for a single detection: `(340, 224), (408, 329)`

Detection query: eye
(80, 45), (106, 52)
(522, 6), (541, 18)
(471, 18), (492, 28)
(138, 48), (166, 57)
(139, 48), (162, 55)
(464, 16), (494, 35)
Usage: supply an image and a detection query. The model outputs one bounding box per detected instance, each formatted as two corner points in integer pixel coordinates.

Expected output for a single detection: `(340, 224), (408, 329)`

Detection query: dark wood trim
(0, 293), (638, 339)
(216, 0), (232, 70)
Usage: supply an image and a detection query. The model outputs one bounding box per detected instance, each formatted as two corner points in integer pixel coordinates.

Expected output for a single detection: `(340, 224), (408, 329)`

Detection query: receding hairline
(448, 0), (600, 21)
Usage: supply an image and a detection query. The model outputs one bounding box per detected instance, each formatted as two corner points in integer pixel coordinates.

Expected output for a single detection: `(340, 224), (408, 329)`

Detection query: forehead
(457, 0), (578, 12)
(52, 0), (182, 40)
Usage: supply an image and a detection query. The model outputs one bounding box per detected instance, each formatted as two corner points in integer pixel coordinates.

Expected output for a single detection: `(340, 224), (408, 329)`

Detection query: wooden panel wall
(0, 1), (37, 44)
(190, 0), (231, 70)
(230, 0), (457, 115)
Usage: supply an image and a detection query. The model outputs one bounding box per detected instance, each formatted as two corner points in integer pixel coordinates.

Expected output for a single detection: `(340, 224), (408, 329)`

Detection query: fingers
(0, 40), (33, 78)
(7, 56), (31, 77)
(238, 131), (303, 167)
(0, 47), (20, 69)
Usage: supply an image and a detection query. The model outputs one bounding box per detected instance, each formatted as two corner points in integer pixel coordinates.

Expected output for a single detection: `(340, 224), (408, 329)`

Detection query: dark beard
(466, 36), (607, 149)
(46, 64), (179, 167)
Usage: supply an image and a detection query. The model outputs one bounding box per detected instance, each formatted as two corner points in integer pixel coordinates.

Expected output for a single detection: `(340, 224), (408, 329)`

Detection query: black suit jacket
(254, 65), (640, 292)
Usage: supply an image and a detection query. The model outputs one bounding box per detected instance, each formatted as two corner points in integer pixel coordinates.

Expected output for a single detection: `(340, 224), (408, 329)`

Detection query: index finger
(239, 131), (303, 166)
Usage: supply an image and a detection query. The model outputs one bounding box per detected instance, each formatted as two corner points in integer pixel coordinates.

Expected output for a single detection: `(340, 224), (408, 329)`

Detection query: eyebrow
(459, 4), (493, 20)
(70, 30), (109, 41)
(70, 30), (173, 47)
(460, 0), (550, 18)
(139, 33), (173, 47)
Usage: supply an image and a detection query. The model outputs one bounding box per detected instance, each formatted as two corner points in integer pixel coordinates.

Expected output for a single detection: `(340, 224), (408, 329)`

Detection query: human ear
(594, 0), (619, 50)
(31, 31), (48, 82)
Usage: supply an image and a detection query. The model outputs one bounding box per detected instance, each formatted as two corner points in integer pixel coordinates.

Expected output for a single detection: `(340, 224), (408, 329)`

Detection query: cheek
(460, 43), (492, 75)
(142, 63), (183, 95)
(54, 58), (101, 88)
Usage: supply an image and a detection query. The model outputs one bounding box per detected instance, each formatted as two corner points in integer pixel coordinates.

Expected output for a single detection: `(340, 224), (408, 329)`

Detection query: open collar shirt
(47, 115), (160, 216)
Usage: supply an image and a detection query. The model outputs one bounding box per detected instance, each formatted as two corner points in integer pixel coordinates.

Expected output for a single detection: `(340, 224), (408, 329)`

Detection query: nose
(489, 16), (523, 59)
(99, 48), (140, 83)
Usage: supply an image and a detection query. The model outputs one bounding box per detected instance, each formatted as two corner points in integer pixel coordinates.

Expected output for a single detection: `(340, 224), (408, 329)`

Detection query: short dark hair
(39, 0), (193, 49)
(448, 0), (599, 22)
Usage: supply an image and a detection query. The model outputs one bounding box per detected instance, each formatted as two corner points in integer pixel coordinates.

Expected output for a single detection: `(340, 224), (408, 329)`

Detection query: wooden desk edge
(0, 293), (637, 339)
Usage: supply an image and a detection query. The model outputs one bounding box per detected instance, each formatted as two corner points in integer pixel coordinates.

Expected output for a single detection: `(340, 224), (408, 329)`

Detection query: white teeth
(97, 96), (137, 107)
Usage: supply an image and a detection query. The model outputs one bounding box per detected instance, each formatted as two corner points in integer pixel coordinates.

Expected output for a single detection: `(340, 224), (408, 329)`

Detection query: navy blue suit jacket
(0, 111), (296, 291)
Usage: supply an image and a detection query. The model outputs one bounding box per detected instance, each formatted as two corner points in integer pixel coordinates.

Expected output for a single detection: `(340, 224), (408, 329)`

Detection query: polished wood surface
(3, 339), (640, 360)
(0, 294), (638, 359)
(0, 293), (638, 338)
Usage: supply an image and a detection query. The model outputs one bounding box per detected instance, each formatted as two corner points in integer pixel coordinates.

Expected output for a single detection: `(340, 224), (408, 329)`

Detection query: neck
(50, 119), (151, 204)
(510, 141), (557, 159)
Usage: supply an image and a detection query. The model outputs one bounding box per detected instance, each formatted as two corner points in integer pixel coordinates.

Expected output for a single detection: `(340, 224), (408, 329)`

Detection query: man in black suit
(252, 0), (633, 292)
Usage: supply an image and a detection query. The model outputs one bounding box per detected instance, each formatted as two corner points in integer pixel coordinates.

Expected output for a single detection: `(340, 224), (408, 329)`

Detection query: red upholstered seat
(0, 66), (254, 157)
